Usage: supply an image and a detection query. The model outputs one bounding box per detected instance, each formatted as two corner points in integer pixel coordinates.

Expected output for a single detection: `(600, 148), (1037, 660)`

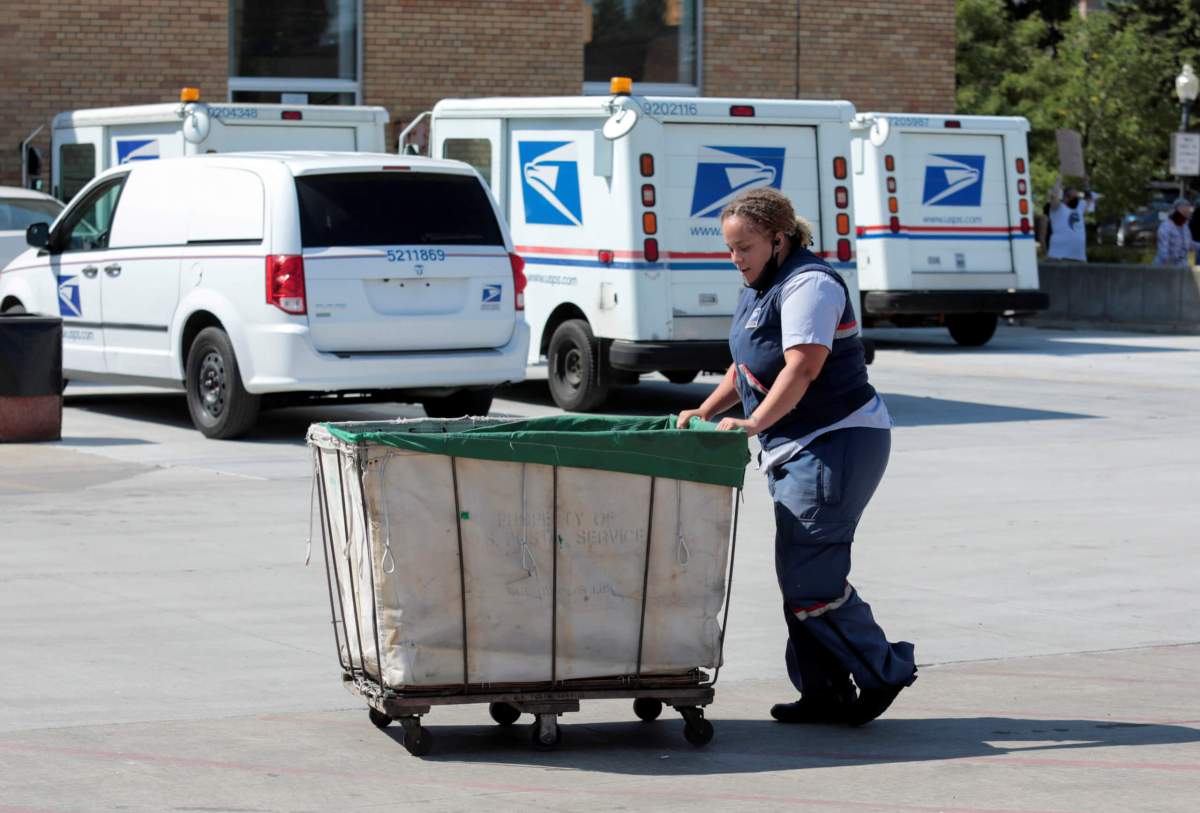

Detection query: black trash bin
(0, 314), (63, 442)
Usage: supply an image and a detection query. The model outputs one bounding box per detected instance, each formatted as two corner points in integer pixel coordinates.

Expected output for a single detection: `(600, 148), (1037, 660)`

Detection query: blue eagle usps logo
(481, 284), (502, 310)
(57, 275), (82, 317)
(519, 141), (583, 226)
(116, 138), (160, 164)
(690, 146), (786, 218)
(922, 154), (986, 206)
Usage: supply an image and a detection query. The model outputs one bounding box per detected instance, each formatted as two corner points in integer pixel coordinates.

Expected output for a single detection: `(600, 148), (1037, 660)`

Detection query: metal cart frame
(311, 441), (741, 755)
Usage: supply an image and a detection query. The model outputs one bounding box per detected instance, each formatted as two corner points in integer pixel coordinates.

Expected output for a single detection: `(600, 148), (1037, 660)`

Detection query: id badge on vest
(745, 306), (763, 329)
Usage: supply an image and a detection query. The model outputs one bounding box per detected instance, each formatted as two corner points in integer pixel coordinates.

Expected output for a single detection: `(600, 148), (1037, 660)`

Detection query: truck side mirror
(25, 146), (42, 177)
(26, 222), (49, 249)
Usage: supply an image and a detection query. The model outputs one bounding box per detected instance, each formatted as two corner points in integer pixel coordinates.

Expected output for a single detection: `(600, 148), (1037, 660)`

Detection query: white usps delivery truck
(48, 88), (388, 202)
(850, 113), (1049, 346)
(418, 82), (865, 410)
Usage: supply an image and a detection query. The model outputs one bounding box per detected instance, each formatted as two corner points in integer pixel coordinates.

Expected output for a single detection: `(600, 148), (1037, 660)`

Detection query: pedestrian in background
(1154, 197), (1197, 266)
(1045, 179), (1095, 262)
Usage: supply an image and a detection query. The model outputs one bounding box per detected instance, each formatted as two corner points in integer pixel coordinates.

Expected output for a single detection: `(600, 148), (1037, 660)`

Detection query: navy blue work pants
(766, 427), (916, 693)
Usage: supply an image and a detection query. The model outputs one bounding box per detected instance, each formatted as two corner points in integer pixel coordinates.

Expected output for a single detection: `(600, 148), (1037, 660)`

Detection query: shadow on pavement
(387, 715), (1200, 775)
(881, 393), (1096, 426)
(867, 327), (1189, 356)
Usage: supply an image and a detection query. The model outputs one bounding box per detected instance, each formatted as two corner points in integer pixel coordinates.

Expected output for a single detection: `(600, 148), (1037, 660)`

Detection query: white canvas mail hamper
(307, 415), (748, 690)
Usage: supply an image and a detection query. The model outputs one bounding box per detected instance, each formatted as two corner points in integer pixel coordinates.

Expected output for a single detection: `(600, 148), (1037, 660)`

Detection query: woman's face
(722, 215), (779, 286)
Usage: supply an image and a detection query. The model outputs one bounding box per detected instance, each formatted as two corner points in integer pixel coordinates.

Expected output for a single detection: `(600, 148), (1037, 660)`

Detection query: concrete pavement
(1, 325), (1198, 812)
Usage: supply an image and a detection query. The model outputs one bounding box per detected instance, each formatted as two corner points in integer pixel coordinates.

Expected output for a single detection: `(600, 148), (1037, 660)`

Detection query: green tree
(956, 0), (1188, 218)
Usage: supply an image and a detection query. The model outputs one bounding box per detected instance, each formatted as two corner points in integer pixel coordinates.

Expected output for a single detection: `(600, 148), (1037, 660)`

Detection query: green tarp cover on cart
(321, 415), (750, 489)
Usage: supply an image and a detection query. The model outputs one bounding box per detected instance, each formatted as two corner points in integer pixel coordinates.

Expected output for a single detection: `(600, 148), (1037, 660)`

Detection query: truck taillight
(641, 184), (656, 206)
(833, 157), (847, 179)
(1018, 179), (1027, 195)
(1020, 218), (1031, 234)
(885, 154), (895, 172)
(281, 110), (303, 121)
(887, 177), (896, 193)
(598, 250), (614, 265)
(1016, 157), (1026, 174)
(889, 216), (901, 233)
(643, 238), (659, 263)
(836, 213), (850, 235)
(265, 255), (306, 315)
(730, 105), (755, 117)
(639, 154), (655, 177)
(944, 120), (962, 128)
(887, 197), (899, 214)
(835, 186), (849, 208)
(1019, 199), (1029, 215)
(642, 212), (658, 234)
(837, 239), (851, 262)
(509, 252), (526, 311)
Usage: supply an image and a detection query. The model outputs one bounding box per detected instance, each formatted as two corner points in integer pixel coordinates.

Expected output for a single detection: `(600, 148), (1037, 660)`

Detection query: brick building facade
(0, 0), (954, 189)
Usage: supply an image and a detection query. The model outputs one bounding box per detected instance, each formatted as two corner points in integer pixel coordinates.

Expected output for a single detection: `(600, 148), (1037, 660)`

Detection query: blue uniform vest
(729, 248), (875, 452)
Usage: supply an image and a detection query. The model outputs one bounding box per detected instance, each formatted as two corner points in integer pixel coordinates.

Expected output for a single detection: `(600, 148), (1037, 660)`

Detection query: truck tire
(946, 313), (998, 347)
(1, 302), (26, 315)
(547, 319), (611, 412)
(185, 327), (261, 439)
(421, 388), (494, 418)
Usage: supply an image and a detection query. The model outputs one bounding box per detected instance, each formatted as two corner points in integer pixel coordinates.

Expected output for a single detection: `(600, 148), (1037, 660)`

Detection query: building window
(229, 0), (361, 104)
(584, 0), (700, 95)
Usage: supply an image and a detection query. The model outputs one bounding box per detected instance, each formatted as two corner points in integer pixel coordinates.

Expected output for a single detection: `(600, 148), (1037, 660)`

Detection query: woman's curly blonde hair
(720, 187), (814, 247)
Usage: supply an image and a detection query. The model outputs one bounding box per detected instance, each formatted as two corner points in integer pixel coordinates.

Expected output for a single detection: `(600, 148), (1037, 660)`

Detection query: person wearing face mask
(676, 187), (916, 727)
(1154, 197), (1197, 266)
(1045, 179), (1096, 262)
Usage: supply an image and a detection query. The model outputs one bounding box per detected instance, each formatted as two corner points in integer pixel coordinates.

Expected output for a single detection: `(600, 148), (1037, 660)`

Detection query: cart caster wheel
(532, 714), (562, 751)
(403, 725), (434, 756)
(633, 697), (663, 722)
(679, 707), (714, 747)
(489, 702), (521, 727)
(368, 708), (392, 729)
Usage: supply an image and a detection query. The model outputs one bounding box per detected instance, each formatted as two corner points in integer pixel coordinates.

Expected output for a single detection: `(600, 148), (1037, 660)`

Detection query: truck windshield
(0, 198), (63, 231)
(295, 172), (504, 248)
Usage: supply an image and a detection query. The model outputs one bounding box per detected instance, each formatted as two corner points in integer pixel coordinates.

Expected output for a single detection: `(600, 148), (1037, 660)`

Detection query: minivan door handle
(81, 266), (99, 278)
(104, 263), (122, 277)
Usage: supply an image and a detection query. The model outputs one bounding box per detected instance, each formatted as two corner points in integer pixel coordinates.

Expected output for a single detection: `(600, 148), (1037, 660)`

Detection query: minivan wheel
(547, 319), (611, 412)
(421, 388), (494, 418)
(662, 370), (699, 385)
(946, 313), (998, 347)
(185, 327), (261, 439)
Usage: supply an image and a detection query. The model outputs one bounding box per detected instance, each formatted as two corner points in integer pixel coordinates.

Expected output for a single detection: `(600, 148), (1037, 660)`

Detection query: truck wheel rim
(562, 347), (583, 389)
(199, 351), (226, 418)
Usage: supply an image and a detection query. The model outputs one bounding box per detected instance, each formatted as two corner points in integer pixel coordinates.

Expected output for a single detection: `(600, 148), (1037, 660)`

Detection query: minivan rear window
(295, 172), (504, 248)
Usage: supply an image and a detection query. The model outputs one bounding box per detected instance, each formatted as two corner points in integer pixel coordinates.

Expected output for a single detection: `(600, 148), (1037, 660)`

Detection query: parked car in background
(0, 187), (63, 277)
(0, 153), (530, 438)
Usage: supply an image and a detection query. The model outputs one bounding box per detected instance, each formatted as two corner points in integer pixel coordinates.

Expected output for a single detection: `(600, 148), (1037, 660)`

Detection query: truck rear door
(661, 124), (821, 334)
(296, 170), (517, 353)
(899, 132), (1014, 273)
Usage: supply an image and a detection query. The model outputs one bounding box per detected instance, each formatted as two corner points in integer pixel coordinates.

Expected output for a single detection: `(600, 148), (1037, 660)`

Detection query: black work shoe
(847, 683), (906, 727)
(770, 685), (856, 724)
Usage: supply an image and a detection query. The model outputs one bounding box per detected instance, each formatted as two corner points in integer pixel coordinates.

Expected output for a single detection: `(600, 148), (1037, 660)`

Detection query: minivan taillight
(509, 252), (526, 311)
(266, 255), (306, 315)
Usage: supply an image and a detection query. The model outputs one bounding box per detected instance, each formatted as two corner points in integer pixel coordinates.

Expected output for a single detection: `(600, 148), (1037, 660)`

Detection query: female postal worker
(676, 187), (916, 726)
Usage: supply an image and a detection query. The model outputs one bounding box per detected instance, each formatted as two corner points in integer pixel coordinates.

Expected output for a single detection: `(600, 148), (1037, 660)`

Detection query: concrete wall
(1036, 262), (1200, 333)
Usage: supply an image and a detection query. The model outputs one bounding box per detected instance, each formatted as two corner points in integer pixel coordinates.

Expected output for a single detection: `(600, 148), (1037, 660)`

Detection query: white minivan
(0, 152), (530, 438)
